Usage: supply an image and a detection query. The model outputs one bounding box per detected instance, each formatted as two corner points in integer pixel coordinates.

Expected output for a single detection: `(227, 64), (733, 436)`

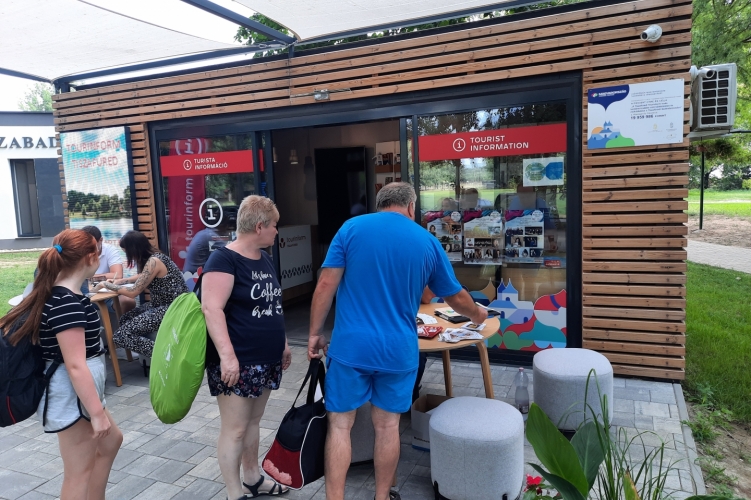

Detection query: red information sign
(418, 123), (567, 161)
(160, 150), (254, 177)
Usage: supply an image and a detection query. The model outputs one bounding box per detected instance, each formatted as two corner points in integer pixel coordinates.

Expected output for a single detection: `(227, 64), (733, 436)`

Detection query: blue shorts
(324, 357), (417, 414)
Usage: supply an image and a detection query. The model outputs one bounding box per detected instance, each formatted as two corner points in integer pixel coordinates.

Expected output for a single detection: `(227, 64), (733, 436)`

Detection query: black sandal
(242, 475), (289, 497)
(374, 492), (401, 500)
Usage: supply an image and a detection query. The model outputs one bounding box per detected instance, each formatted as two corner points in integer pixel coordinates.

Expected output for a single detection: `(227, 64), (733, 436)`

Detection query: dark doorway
(314, 147), (367, 244)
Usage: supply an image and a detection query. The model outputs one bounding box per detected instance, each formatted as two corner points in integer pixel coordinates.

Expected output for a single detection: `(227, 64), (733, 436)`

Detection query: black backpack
(0, 322), (61, 427)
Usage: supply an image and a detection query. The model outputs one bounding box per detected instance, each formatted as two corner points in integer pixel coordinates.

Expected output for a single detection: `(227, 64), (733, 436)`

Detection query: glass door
(412, 103), (570, 357)
(157, 133), (256, 288)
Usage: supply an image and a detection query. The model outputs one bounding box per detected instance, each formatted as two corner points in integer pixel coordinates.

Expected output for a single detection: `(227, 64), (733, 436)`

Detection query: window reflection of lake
(70, 216), (135, 277)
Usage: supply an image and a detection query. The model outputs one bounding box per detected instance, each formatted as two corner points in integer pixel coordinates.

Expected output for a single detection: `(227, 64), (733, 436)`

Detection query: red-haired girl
(0, 229), (122, 499)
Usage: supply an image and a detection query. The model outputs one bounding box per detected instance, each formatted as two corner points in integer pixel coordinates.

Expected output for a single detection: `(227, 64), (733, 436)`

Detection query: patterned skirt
(206, 361), (283, 398)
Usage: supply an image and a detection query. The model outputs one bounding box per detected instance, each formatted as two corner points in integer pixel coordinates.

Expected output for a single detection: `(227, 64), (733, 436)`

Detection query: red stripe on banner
(161, 150), (254, 177)
(417, 123), (567, 161)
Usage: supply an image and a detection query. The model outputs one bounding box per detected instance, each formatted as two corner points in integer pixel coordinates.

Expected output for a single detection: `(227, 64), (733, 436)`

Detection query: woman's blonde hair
(236, 195), (279, 234)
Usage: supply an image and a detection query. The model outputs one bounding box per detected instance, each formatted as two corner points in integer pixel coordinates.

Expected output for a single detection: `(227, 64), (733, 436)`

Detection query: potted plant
(524, 372), (718, 500)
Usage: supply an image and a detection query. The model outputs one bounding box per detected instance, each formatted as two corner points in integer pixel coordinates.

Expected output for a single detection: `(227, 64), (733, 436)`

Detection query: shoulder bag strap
(41, 357), (62, 427)
(193, 272), (205, 297)
(290, 359), (325, 409)
(196, 247), (238, 299)
(306, 358), (326, 405)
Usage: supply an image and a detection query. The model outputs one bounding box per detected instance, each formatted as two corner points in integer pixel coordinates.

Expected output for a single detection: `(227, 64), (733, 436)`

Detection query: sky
(0, 0), (253, 111)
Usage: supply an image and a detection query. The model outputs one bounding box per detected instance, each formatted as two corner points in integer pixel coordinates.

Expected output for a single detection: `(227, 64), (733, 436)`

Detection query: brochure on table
(463, 211), (503, 265)
(587, 79), (684, 150)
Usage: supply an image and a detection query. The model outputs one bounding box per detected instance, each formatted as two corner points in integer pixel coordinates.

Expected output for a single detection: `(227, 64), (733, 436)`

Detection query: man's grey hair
(375, 182), (416, 211)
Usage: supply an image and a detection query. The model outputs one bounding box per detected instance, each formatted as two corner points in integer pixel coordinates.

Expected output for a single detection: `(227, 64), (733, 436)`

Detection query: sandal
(242, 475), (289, 497)
(374, 492), (401, 500)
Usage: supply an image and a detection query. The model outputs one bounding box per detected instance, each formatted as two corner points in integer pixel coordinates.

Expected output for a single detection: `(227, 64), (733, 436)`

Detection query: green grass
(686, 262), (751, 423)
(420, 188), (568, 215)
(0, 252), (41, 316)
(687, 189), (751, 218)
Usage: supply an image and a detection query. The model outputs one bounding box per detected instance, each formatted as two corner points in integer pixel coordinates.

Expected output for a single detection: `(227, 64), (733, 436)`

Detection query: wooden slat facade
(52, 0), (691, 379)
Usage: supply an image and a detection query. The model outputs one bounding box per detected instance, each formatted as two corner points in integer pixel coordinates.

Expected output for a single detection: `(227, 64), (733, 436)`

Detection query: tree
(692, 0), (751, 132)
(689, 136), (750, 189)
(18, 83), (54, 112)
(234, 2), (582, 57)
(692, 0), (751, 87)
(110, 194), (120, 213)
(122, 187), (132, 215)
(99, 196), (111, 214)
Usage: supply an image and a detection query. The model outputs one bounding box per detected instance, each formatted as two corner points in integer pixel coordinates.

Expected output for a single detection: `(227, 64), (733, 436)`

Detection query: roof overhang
(0, 0), (280, 85)
(0, 0), (562, 89)
(232, 0), (547, 42)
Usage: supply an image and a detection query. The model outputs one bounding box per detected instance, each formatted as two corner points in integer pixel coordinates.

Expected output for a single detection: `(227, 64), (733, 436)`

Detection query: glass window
(416, 103), (568, 352)
(158, 134), (255, 281)
(10, 160), (42, 237)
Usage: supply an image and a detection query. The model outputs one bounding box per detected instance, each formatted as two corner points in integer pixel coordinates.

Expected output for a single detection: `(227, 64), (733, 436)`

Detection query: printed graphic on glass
(522, 157), (565, 187)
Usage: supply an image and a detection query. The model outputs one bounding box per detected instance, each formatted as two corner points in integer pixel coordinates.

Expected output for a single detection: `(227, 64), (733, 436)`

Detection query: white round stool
(429, 397), (524, 500)
(533, 348), (614, 431)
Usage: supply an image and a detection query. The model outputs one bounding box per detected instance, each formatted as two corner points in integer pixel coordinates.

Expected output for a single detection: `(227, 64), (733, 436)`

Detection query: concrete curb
(674, 382), (706, 495)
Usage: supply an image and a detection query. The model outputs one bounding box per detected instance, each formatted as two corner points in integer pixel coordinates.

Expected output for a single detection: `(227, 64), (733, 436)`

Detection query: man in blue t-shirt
(308, 183), (487, 500)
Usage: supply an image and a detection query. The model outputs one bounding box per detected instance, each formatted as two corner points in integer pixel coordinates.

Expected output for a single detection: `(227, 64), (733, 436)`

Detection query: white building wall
(0, 125), (58, 241)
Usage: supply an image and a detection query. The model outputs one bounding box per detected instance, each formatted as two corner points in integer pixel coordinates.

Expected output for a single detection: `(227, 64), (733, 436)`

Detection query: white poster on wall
(279, 225), (313, 290)
(587, 79), (684, 150)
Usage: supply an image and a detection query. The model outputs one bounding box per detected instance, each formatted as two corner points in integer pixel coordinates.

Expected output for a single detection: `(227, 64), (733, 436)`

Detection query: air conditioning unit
(690, 63), (737, 131)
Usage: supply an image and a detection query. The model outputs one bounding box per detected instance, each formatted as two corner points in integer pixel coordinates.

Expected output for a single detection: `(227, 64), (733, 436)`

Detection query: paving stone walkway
(687, 240), (751, 274)
(0, 346), (704, 499)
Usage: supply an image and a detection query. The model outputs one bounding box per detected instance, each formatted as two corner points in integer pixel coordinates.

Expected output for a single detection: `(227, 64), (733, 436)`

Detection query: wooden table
(418, 303), (500, 399)
(89, 291), (130, 387)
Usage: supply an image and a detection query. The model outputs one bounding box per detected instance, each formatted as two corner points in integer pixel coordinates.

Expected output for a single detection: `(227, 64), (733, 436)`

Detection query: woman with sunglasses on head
(99, 230), (188, 358)
(0, 229), (123, 500)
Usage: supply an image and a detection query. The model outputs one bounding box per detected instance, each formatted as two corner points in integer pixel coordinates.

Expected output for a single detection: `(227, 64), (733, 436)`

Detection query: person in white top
(81, 226), (136, 360)
(81, 226), (123, 281)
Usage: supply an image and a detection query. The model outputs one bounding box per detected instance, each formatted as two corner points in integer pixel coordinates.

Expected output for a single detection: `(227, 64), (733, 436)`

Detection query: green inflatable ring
(150, 292), (206, 424)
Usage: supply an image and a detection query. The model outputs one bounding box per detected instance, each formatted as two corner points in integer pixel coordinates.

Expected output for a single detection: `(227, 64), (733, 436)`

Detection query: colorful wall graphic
(453, 279), (567, 351)
(484, 280), (567, 351)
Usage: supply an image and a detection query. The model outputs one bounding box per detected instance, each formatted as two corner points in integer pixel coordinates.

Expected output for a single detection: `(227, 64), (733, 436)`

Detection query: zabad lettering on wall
(0, 137), (57, 148)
